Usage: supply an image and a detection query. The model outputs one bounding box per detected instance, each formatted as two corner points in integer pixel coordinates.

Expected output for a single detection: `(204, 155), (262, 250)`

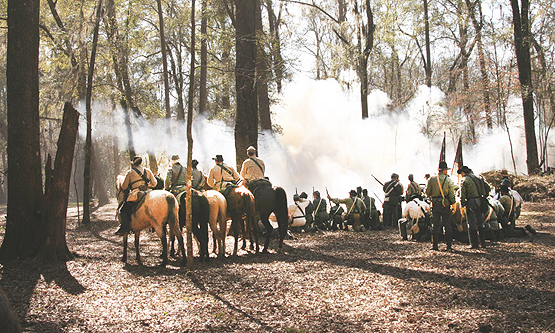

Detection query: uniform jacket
(330, 196), (366, 215)
(460, 173), (489, 205)
(165, 162), (187, 190)
(402, 199), (431, 220)
(207, 162), (240, 191)
(240, 157), (265, 182)
(383, 180), (403, 202)
(406, 180), (422, 198)
(192, 167), (205, 190)
(122, 166), (157, 191)
(289, 199), (309, 227)
(425, 173), (456, 206)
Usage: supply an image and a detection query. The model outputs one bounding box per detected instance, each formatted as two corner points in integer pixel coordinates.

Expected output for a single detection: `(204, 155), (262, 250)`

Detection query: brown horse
(203, 190), (228, 258)
(116, 175), (186, 267)
(225, 185), (258, 255)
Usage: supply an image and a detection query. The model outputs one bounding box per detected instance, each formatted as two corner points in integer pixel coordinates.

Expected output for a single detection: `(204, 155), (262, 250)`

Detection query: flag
(439, 132), (446, 165)
(452, 136), (463, 175)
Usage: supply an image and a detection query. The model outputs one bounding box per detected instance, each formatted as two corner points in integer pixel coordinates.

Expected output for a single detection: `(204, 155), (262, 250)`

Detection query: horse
(170, 189), (210, 262)
(249, 180), (288, 253)
(224, 185), (258, 255)
(116, 175), (186, 267)
(203, 190), (228, 258)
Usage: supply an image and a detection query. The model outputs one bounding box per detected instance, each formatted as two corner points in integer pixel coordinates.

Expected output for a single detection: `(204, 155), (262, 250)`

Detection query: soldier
(116, 156), (158, 235)
(405, 174), (422, 201)
(425, 161), (456, 251)
(361, 189), (380, 231)
(240, 146), (265, 184)
(299, 192), (314, 230)
(383, 173), (403, 227)
(207, 154), (241, 192)
(458, 165), (490, 249)
(328, 190), (366, 231)
(165, 155), (187, 195)
(289, 193), (309, 231)
(191, 159), (206, 191)
(312, 191), (329, 231)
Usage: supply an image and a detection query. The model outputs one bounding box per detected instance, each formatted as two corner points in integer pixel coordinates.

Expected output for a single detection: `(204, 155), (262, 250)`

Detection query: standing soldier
(240, 146), (265, 184)
(425, 161), (457, 251)
(328, 190), (366, 231)
(165, 155), (187, 195)
(116, 156), (158, 235)
(383, 173), (403, 227)
(458, 165), (490, 249)
(207, 155), (241, 192)
(406, 174), (422, 200)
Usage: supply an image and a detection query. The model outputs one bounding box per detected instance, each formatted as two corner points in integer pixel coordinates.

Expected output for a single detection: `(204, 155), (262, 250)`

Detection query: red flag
(452, 136), (463, 175)
(439, 132), (446, 165)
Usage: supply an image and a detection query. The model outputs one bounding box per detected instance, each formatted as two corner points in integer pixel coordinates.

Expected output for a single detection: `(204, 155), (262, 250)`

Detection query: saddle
(129, 189), (152, 215)
(220, 182), (239, 197)
(247, 178), (272, 197)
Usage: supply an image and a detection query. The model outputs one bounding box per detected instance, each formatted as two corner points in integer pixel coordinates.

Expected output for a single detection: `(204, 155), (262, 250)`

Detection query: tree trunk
(199, 0), (208, 114)
(157, 0), (172, 122)
(39, 103), (79, 262)
(510, 0), (539, 174)
(0, 0), (43, 261)
(234, 0), (259, 170)
(466, 0), (492, 129)
(186, 0), (197, 270)
(256, 0), (272, 130)
(423, 0), (432, 87)
(92, 144), (110, 206)
(82, 0), (103, 224)
(266, 0), (284, 92)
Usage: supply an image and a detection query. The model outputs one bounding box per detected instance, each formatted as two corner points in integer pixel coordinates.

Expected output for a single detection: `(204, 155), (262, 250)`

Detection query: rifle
(371, 174), (384, 187)
(370, 189), (384, 206)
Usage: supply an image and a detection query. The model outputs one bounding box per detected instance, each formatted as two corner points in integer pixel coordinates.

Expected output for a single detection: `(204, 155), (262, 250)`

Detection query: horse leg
(122, 234), (128, 263)
(241, 217), (247, 251)
(261, 216), (272, 253)
(134, 231), (142, 265)
(160, 225), (168, 268)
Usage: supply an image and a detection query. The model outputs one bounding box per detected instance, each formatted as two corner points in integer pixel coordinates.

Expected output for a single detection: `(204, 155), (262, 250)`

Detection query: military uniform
(383, 177), (403, 227)
(425, 169), (456, 250)
(165, 161), (187, 194)
(240, 156), (265, 182)
(406, 180), (422, 200)
(207, 158), (240, 192)
(460, 168), (490, 248)
(312, 192), (329, 230)
(116, 159), (158, 235)
(330, 193), (366, 231)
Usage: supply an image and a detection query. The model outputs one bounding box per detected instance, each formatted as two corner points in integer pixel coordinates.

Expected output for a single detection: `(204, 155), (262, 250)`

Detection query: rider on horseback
(207, 155), (240, 194)
(165, 155), (187, 195)
(240, 146), (265, 184)
(115, 156), (158, 236)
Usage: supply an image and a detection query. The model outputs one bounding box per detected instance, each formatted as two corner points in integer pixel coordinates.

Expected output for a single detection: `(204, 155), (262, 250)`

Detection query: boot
(115, 213), (131, 236)
(490, 229), (497, 245)
(432, 233), (439, 251)
(446, 236), (453, 251)
(479, 230), (487, 249)
(468, 230), (479, 249)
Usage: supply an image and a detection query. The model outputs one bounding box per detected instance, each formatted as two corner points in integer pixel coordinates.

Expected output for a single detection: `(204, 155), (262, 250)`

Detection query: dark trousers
(432, 202), (453, 247)
(383, 200), (400, 227)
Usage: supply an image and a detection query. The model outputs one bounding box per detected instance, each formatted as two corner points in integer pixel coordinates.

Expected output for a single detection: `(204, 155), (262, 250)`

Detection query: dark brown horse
(170, 189), (210, 262)
(249, 180), (288, 253)
(116, 175), (185, 267)
(225, 185), (258, 255)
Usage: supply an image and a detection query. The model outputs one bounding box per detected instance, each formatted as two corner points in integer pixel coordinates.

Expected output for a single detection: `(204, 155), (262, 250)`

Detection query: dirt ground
(0, 199), (554, 333)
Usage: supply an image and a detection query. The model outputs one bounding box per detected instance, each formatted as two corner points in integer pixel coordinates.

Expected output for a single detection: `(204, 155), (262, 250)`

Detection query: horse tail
(274, 187), (289, 239)
(166, 194), (180, 238)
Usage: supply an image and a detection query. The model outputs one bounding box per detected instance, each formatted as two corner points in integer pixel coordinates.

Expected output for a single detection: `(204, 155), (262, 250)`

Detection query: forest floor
(0, 197), (554, 332)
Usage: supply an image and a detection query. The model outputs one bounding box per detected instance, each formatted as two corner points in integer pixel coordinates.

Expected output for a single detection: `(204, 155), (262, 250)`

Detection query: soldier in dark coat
(383, 173), (403, 227)
(459, 165), (490, 249)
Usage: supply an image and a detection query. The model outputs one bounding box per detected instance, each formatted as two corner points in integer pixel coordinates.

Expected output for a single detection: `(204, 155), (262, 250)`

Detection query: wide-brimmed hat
(438, 161), (450, 170)
(349, 190), (357, 197)
(192, 159), (198, 167)
(213, 155), (224, 162)
(391, 173), (399, 179)
(247, 146), (257, 153)
(132, 156), (142, 165)
(457, 165), (472, 174)
(171, 155), (180, 161)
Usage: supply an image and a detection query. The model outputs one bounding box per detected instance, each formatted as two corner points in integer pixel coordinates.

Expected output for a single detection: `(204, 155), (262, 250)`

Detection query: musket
(370, 189), (384, 205)
(371, 174), (384, 187)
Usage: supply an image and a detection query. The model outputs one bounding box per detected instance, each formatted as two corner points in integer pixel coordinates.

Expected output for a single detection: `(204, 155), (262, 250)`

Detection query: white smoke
(85, 74), (548, 206)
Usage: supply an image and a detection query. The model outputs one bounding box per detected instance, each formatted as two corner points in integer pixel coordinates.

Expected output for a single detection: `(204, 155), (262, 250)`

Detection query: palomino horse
(116, 175), (185, 267)
(225, 185), (258, 255)
(249, 180), (288, 253)
(203, 190), (228, 258)
(170, 189), (210, 261)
